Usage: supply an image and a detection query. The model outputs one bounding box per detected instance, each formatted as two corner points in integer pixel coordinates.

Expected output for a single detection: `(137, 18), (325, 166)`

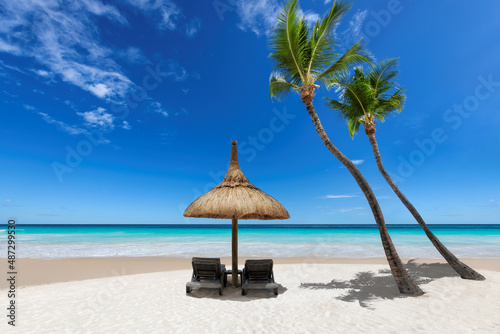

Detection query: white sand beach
(1, 258), (500, 333)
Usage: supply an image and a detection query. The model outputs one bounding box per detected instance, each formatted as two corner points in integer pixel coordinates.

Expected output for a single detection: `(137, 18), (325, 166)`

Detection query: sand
(1, 257), (500, 333)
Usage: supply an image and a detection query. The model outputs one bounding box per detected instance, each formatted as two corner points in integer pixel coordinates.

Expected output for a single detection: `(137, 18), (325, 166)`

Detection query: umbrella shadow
(186, 284), (288, 301)
(300, 260), (459, 309)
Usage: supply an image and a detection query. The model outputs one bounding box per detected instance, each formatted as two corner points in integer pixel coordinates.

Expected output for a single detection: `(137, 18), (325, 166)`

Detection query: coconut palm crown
(326, 58), (405, 138)
(269, 0), (369, 102)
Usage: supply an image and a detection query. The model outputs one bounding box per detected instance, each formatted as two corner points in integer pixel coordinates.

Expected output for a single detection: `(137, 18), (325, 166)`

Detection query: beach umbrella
(184, 141), (290, 287)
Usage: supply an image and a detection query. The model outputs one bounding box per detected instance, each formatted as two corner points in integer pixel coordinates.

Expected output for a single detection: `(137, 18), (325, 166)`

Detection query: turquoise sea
(1, 224), (499, 259)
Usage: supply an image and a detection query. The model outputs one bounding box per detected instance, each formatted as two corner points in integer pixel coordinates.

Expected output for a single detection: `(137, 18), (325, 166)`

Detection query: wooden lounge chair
(186, 257), (227, 295)
(241, 259), (279, 296)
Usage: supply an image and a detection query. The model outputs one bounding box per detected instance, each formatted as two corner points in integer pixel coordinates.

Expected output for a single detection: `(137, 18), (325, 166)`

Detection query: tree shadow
(300, 260), (458, 309)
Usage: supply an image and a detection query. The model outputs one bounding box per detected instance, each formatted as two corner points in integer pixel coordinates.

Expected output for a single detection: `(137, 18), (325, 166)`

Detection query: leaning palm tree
(325, 58), (484, 280)
(268, 0), (423, 295)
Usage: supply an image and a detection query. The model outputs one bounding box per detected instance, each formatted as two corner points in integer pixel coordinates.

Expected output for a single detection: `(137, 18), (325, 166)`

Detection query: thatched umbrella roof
(183, 141), (289, 287)
(183, 141), (290, 220)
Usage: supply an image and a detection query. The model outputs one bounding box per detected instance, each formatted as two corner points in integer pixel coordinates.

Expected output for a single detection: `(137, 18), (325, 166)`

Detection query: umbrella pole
(232, 217), (238, 287)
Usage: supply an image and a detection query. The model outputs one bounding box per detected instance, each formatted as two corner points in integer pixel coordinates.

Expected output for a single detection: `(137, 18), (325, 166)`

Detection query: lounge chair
(241, 259), (279, 296)
(186, 257), (227, 295)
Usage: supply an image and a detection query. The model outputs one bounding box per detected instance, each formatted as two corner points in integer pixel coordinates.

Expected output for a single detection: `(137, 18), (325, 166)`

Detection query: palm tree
(268, 0), (423, 295)
(325, 58), (485, 280)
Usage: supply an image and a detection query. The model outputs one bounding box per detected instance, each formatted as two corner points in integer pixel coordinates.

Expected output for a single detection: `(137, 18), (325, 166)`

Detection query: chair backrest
(244, 259), (273, 282)
(192, 257), (222, 281)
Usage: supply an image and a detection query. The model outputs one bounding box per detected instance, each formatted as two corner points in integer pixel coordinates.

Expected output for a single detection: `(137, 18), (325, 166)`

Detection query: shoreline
(2, 256), (499, 289)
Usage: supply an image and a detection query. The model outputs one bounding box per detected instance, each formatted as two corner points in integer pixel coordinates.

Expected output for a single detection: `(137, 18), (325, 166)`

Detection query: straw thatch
(183, 141), (290, 220)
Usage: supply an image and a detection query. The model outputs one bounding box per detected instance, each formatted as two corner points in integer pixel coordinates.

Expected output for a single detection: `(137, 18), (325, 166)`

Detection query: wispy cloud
(235, 0), (280, 36)
(299, 9), (320, 28)
(351, 159), (364, 165)
(325, 207), (365, 214)
(161, 60), (189, 82)
(118, 47), (150, 65)
(23, 104), (36, 111)
(185, 18), (202, 38)
(0, 0), (199, 134)
(0, 0), (133, 102)
(149, 101), (168, 117)
(81, 0), (128, 24)
(235, 1), (321, 36)
(344, 10), (368, 43)
(323, 194), (357, 199)
(121, 120), (132, 130)
(123, 0), (182, 31)
(338, 207), (364, 213)
(36, 112), (88, 136)
(77, 107), (114, 130)
(33, 69), (51, 77)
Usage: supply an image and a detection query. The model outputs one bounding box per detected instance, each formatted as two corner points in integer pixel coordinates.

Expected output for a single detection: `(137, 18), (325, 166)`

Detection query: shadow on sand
(300, 260), (459, 308)
(186, 284), (287, 301)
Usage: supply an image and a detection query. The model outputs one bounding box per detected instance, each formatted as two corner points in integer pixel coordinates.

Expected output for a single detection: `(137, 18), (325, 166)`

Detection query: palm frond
(370, 58), (399, 95)
(269, 0), (308, 83)
(269, 72), (299, 100)
(307, 1), (351, 78)
(374, 87), (406, 119)
(328, 69), (374, 122)
(347, 118), (362, 138)
(317, 39), (370, 86)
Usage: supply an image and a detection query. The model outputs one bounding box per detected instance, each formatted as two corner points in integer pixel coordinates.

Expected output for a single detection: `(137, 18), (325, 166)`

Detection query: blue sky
(1, 0), (499, 225)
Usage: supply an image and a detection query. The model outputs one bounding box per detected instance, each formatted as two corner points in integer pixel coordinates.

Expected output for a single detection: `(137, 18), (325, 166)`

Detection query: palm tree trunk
(301, 92), (423, 295)
(366, 131), (485, 280)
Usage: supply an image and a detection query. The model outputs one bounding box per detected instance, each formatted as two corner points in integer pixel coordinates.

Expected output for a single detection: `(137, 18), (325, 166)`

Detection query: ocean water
(1, 224), (499, 259)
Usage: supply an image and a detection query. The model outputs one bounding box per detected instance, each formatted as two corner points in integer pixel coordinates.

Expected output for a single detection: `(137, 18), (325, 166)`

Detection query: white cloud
(34, 69), (51, 77)
(77, 107), (114, 129)
(344, 10), (368, 43)
(351, 159), (365, 165)
(235, 1), (320, 36)
(37, 112), (88, 136)
(323, 195), (357, 199)
(235, 0), (280, 36)
(0, 38), (21, 55)
(303, 12), (321, 27)
(149, 101), (168, 117)
(185, 18), (201, 38)
(0, 60), (26, 75)
(161, 60), (189, 81)
(0, 0), (134, 102)
(87, 83), (111, 98)
(80, 0), (128, 24)
(119, 47), (150, 64)
(23, 104), (36, 111)
(338, 207), (364, 213)
(121, 120), (132, 130)
(123, 0), (182, 31)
